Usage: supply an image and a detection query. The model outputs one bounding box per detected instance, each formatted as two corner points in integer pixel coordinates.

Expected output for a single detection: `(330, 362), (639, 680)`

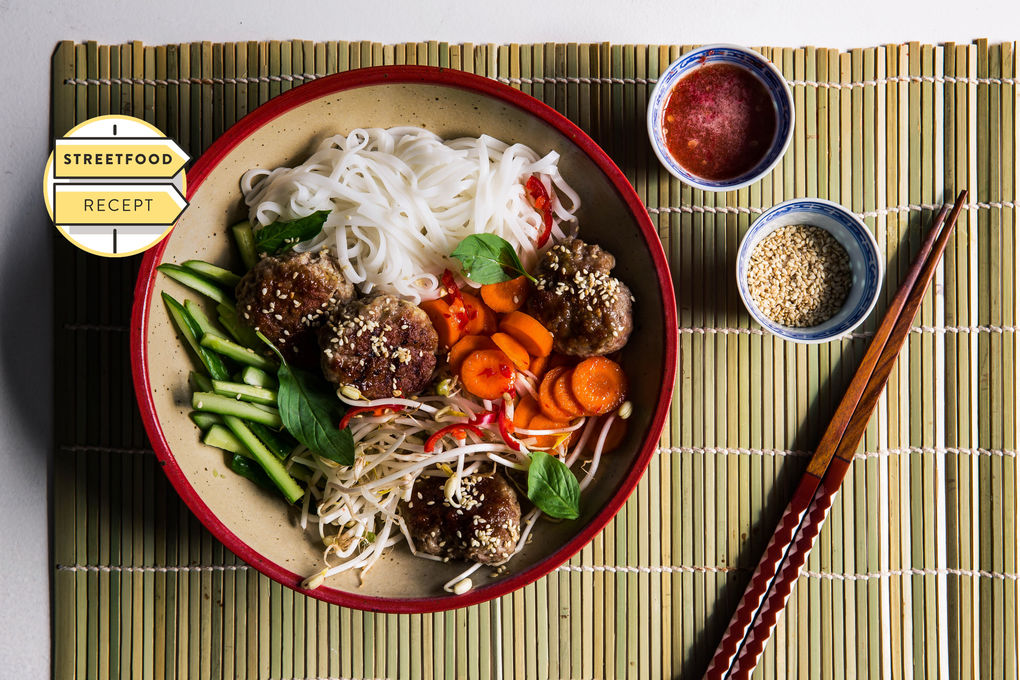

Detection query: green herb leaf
(451, 233), (537, 284)
(276, 363), (355, 466)
(526, 451), (580, 520)
(254, 210), (330, 255)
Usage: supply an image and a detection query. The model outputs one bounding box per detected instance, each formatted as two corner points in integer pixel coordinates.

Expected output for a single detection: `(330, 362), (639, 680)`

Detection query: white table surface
(0, 1), (1016, 677)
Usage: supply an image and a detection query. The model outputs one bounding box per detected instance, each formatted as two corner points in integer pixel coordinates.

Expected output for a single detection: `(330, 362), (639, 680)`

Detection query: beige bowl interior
(144, 80), (670, 602)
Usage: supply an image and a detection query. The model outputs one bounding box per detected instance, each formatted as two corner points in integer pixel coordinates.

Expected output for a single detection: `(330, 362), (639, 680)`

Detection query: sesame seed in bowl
(736, 199), (883, 344)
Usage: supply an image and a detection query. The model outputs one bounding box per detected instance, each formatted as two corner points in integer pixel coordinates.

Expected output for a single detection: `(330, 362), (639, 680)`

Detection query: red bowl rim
(130, 65), (678, 614)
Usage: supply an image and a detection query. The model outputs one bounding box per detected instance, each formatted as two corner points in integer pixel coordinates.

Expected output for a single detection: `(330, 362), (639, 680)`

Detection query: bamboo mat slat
(51, 40), (1019, 679)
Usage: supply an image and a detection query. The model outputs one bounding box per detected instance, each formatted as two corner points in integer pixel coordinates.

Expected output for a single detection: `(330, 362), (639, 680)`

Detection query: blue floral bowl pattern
(647, 44), (794, 192)
(736, 199), (883, 344)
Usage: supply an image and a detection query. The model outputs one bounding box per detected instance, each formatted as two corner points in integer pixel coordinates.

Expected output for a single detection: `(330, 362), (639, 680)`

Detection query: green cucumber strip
(232, 221), (258, 271)
(222, 415), (303, 503)
(217, 303), (263, 349)
(211, 379), (278, 405)
(227, 453), (276, 492)
(191, 391), (282, 427)
(188, 370), (214, 393)
(199, 334), (276, 371)
(248, 421), (297, 461)
(202, 424), (246, 455)
(240, 365), (278, 389)
(182, 260), (242, 288)
(162, 292), (230, 380)
(190, 411), (222, 431)
(157, 263), (232, 305)
(184, 299), (226, 338)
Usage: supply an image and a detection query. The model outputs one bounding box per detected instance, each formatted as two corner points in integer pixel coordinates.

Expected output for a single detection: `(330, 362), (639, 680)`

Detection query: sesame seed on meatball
(402, 473), (521, 565)
(234, 250), (355, 366)
(525, 238), (634, 357)
(318, 294), (439, 399)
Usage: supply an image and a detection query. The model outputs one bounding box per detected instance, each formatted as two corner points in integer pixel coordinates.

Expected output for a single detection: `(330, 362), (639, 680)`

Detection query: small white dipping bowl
(647, 44), (795, 192)
(736, 199), (883, 344)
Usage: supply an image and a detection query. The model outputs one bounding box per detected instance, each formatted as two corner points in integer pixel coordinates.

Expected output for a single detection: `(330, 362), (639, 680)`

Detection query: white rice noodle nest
(240, 127), (580, 303)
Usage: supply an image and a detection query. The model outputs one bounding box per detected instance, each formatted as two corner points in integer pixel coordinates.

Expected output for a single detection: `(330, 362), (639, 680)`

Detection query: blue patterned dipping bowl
(736, 199), (883, 344)
(647, 44), (794, 191)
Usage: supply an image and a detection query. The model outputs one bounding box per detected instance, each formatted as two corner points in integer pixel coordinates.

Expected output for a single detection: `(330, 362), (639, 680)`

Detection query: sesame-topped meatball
(318, 294), (438, 399)
(235, 250), (354, 366)
(525, 238), (634, 357)
(402, 473), (521, 565)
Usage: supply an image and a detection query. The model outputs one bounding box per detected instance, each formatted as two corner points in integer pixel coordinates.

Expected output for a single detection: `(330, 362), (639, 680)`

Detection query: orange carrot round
(526, 413), (571, 450)
(583, 416), (628, 454)
(490, 332), (530, 371)
(538, 366), (574, 422)
(571, 356), (627, 416)
(480, 276), (530, 313)
(553, 369), (586, 418)
(460, 292), (498, 335)
(420, 298), (462, 349)
(499, 310), (554, 358)
(448, 334), (495, 373)
(512, 394), (541, 430)
(528, 353), (550, 379)
(459, 349), (516, 400)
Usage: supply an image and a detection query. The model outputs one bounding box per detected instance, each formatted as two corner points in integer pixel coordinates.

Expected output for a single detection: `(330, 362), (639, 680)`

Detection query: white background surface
(0, 1), (1017, 677)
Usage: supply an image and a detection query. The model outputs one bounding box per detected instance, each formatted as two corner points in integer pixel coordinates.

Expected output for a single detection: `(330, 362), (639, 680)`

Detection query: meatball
(235, 250), (354, 366)
(318, 294), (438, 399)
(403, 473), (521, 565)
(525, 239), (634, 357)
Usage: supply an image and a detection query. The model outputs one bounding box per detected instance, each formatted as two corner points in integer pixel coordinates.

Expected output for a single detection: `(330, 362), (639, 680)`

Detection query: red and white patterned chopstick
(704, 191), (968, 680)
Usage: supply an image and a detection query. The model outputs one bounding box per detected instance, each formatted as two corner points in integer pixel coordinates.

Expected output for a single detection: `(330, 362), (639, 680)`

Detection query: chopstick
(704, 190), (969, 680)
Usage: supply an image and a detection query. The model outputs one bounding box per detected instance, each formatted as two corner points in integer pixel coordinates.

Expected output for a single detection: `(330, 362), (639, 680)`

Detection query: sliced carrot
(459, 349), (516, 400)
(490, 332), (530, 371)
(480, 276), (530, 313)
(499, 310), (554, 357)
(553, 368), (586, 418)
(512, 394), (541, 430)
(583, 416), (628, 454)
(528, 353), (550, 379)
(526, 413), (571, 450)
(538, 366), (574, 422)
(448, 334), (495, 373)
(570, 356), (627, 416)
(460, 292), (498, 335)
(420, 298), (462, 349)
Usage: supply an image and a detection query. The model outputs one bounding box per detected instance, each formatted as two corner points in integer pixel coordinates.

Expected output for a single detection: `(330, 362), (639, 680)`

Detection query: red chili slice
(525, 175), (554, 248)
(424, 423), (485, 453)
(441, 269), (474, 330)
(338, 404), (405, 431)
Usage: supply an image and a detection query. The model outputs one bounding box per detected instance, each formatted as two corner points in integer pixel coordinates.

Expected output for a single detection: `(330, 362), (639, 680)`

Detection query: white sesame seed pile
(747, 225), (852, 327)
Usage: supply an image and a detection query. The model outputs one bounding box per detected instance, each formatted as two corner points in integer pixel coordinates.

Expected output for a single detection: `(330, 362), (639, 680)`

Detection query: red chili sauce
(662, 63), (777, 181)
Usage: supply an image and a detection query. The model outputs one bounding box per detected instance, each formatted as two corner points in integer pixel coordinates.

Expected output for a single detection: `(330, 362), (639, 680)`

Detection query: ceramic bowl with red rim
(131, 66), (678, 613)
(647, 45), (794, 191)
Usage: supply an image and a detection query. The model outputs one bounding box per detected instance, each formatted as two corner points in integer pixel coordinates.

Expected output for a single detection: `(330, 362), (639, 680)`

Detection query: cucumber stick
(192, 391), (282, 427)
(182, 260), (242, 288)
(190, 411), (222, 431)
(199, 334), (276, 371)
(202, 424), (246, 455)
(232, 221), (258, 271)
(162, 292), (229, 380)
(157, 263), (232, 304)
(222, 415), (303, 503)
(240, 365), (278, 389)
(212, 379), (278, 405)
(184, 299), (226, 338)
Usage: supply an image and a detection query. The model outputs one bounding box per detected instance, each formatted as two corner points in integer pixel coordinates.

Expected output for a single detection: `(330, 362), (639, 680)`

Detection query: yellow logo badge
(44, 115), (189, 257)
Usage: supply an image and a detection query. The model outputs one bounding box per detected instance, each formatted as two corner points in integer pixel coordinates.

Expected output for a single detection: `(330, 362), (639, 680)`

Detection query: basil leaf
(526, 451), (580, 520)
(277, 363), (355, 466)
(254, 210), (330, 255)
(451, 234), (537, 284)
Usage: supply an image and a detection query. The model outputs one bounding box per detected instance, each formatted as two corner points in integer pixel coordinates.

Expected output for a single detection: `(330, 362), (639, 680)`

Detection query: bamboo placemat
(51, 40), (1018, 679)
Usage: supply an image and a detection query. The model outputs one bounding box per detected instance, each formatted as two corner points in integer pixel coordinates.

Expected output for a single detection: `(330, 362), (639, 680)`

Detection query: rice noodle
(241, 127), (580, 303)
